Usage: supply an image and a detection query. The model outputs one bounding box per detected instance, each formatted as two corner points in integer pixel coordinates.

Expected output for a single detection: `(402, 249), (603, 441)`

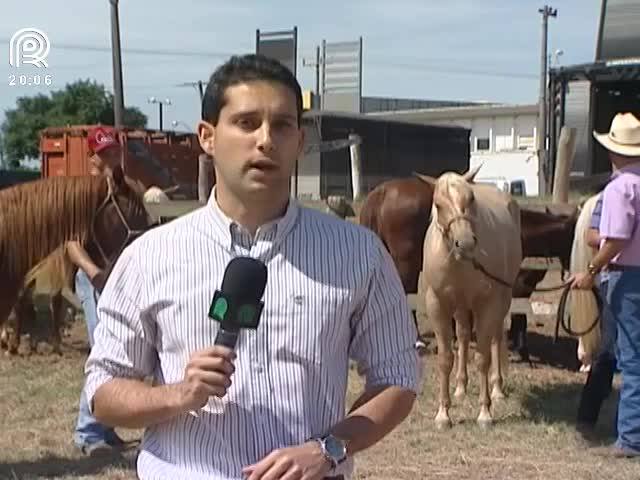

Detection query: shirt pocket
(268, 282), (354, 367)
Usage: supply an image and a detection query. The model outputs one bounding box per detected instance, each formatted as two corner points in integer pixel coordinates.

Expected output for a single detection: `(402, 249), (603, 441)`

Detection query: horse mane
(0, 175), (109, 282)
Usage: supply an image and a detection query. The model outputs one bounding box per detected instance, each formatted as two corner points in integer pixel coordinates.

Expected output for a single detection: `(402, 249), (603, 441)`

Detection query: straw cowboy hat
(593, 112), (640, 157)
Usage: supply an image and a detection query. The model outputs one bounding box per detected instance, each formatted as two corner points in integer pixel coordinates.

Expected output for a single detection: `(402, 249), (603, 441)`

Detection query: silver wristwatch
(314, 434), (348, 469)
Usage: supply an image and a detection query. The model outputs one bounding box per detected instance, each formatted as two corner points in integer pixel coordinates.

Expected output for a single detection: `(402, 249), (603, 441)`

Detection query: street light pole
(537, 5), (557, 196)
(109, 0), (125, 128)
(148, 97), (172, 131)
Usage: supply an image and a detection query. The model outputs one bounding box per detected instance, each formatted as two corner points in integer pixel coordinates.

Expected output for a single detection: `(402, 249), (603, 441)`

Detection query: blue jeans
(73, 270), (118, 447)
(609, 267), (640, 453)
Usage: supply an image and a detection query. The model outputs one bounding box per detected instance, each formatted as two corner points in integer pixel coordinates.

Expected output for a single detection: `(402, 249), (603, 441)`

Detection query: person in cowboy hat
(572, 112), (640, 458)
(68, 126), (126, 456)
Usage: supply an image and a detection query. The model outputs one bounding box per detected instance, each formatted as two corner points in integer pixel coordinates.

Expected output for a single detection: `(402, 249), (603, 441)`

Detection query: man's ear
(198, 121), (216, 157)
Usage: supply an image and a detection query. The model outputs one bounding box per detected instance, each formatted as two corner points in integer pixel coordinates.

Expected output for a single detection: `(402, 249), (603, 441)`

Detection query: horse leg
(512, 313), (530, 362)
(50, 291), (63, 355)
(453, 309), (471, 399)
(8, 308), (21, 355)
(490, 316), (509, 401)
(473, 303), (500, 429)
(426, 288), (454, 430)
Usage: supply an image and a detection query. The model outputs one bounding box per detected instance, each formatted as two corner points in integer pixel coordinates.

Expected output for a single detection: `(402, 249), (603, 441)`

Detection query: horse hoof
(435, 418), (452, 431)
(477, 418), (493, 430)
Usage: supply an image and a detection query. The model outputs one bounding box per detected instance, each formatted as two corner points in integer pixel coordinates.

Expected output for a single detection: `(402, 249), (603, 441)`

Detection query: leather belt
(608, 264), (639, 271)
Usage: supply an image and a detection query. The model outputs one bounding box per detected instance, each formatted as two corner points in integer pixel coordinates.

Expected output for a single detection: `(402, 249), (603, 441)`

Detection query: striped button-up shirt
(84, 190), (420, 480)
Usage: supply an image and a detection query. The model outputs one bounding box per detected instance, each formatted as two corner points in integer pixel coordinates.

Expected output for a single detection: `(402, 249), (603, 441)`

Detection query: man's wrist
(310, 434), (349, 470)
(308, 439), (335, 471)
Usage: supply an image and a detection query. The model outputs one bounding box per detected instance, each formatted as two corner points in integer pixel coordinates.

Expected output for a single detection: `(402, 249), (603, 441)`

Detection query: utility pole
(109, 0), (125, 128)
(302, 45), (321, 108)
(537, 5), (557, 196)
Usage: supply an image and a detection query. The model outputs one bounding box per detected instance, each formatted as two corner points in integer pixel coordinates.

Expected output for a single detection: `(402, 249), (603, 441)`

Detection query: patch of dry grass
(1, 318), (638, 480)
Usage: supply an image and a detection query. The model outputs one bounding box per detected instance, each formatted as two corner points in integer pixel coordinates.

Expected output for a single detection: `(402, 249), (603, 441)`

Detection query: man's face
(198, 80), (304, 198)
(89, 146), (121, 176)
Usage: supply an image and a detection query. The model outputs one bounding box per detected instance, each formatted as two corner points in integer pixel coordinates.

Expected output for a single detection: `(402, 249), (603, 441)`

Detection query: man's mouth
(247, 159), (279, 171)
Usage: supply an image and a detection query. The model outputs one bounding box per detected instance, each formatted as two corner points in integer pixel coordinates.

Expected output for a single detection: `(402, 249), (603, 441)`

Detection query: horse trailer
(39, 125), (204, 200)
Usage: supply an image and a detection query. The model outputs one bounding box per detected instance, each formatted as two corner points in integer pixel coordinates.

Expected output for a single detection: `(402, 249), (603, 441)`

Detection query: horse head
(414, 164), (482, 261)
(86, 165), (155, 272)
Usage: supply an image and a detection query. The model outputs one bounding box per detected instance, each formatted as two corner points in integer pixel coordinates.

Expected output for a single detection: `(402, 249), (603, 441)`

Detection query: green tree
(1, 80), (147, 167)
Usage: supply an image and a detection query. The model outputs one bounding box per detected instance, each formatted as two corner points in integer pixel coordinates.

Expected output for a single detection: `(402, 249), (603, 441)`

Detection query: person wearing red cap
(86, 126), (122, 177)
(68, 125), (126, 456)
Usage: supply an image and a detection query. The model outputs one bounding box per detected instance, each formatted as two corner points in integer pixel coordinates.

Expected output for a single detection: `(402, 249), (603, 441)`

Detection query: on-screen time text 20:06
(8, 74), (53, 86)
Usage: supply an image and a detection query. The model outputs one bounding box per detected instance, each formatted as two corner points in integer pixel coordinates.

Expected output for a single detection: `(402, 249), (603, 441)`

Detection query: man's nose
(257, 123), (275, 152)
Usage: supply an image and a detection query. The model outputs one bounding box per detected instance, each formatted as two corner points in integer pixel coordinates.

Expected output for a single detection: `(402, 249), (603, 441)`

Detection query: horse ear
(463, 163), (483, 183)
(412, 172), (437, 186)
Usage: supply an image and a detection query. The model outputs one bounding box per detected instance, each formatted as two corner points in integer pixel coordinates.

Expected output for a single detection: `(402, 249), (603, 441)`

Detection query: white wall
(432, 112), (540, 196)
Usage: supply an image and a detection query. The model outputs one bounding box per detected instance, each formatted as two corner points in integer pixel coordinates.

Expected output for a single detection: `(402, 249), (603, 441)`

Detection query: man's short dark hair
(201, 54), (303, 126)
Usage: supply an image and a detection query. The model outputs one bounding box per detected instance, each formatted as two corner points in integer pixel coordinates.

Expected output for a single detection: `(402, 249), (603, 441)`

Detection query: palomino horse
(358, 175), (578, 360)
(0, 166), (153, 354)
(416, 166), (522, 429)
(568, 193), (602, 371)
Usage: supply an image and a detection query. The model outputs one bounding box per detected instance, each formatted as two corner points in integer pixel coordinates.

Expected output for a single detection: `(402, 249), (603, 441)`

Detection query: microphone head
(210, 256), (268, 330)
(221, 256), (268, 302)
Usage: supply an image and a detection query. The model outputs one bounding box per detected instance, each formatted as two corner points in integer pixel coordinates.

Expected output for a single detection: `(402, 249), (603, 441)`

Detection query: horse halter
(436, 211), (515, 289)
(436, 213), (473, 237)
(91, 175), (148, 267)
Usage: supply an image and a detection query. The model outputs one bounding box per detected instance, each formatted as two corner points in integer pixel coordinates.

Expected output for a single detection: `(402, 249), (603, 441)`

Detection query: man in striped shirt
(84, 54), (420, 480)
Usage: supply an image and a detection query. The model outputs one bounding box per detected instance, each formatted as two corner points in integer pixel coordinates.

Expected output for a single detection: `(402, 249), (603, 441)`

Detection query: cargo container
(39, 125), (204, 199)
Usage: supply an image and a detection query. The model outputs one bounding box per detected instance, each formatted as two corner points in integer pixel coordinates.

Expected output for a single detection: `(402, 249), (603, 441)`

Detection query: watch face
(325, 436), (346, 459)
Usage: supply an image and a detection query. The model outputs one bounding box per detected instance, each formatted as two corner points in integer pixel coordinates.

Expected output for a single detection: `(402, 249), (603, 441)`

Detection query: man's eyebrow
(229, 110), (297, 122)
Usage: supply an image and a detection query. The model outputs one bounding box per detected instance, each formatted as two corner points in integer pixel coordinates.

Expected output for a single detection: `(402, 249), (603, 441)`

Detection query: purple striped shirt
(84, 189), (420, 480)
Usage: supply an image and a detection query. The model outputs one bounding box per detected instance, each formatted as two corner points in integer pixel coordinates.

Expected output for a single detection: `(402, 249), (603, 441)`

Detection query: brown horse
(0, 166), (153, 354)
(358, 177), (434, 294)
(358, 175), (579, 359)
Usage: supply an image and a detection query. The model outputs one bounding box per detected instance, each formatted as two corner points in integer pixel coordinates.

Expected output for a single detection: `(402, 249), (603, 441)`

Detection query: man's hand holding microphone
(184, 256), (267, 416)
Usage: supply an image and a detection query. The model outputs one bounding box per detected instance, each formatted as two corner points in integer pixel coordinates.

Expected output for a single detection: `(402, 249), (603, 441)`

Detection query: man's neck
(214, 184), (290, 236)
(612, 156), (640, 172)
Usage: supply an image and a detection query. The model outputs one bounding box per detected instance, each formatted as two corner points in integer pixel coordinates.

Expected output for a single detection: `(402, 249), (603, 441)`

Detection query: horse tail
(569, 193), (601, 367)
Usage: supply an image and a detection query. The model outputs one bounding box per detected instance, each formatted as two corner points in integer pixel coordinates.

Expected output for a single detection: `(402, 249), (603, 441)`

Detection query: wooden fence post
(552, 126), (577, 204)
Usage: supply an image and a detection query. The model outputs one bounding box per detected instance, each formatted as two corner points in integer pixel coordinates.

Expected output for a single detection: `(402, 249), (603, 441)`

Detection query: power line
(0, 39), (246, 59)
(2, 37), (539, 80)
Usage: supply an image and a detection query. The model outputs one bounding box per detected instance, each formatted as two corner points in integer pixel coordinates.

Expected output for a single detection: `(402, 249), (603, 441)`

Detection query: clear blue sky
(1, 0), (601, 135)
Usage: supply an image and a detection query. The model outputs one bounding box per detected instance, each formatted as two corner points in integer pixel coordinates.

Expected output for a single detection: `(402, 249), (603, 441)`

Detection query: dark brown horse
(359, 176), (579, 360)
(0, 166), (153, 354)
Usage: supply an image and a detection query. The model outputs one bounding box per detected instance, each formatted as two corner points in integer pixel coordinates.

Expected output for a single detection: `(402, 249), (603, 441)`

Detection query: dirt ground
(1, 275), (638, 480)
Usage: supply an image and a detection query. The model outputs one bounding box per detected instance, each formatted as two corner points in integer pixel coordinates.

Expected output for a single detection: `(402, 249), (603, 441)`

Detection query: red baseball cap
(87, 126), (119, 154)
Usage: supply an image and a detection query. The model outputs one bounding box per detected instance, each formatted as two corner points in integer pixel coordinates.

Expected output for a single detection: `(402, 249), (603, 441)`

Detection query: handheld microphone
(209, 256), (268, 349)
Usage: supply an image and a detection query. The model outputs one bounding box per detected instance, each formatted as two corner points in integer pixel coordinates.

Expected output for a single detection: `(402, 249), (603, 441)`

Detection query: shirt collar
(206, 185), (299, 251)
